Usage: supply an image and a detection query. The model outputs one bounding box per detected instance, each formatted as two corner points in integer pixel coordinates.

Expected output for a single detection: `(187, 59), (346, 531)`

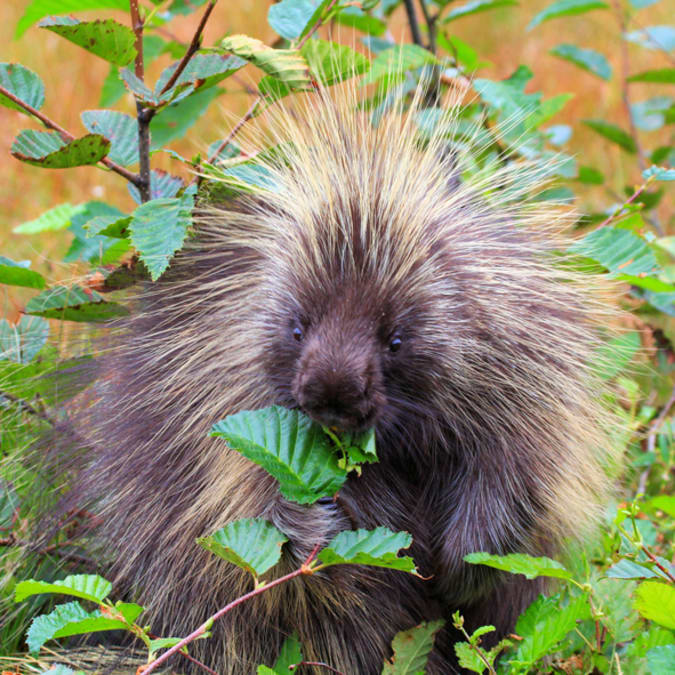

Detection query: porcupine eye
(389, 332), (402, 353)
(292, 326), (304, 342)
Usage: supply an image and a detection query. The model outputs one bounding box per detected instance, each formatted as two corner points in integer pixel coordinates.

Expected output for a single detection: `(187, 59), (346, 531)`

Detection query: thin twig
(159, 1), (216, 95)
(610, 0), (647, 172)
(206, 97), (261, 164)
(296, 0), (340, 49)
(139, 545), (321, 675)
(418, 0), (437, 53)
(0, 84), (139, 184)
(403, 0), (424, 47)
(130, 0), (152, 202)
(640, 544), (675, 584)
(596, 178), (652, 229)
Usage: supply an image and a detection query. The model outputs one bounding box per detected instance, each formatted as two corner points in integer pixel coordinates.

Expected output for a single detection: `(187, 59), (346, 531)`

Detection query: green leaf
(442, 0), (518, 24)
(594, 331), (641, 380)
(625, 26), (675, 52)
(26, 601), (129, 654)
(25, 285), (129, 322)
(606, 558), (671, 581)
(647, 645), (675, 674)
(628, 68), (675, 84)
(635, 581), (675, 629)
(0, 63), (45, 114)
(550, 44), (611, 80)
(65, 201), (125, 262)
(318, 527), (416, 573)
(649, 495), (675, 518)
(13, 202), (85, 234)
(81, 110), (138, 166)
(128, 170), (184, 204)
(0, 316), (49, 364)
(268, 0), (320, 40)
(149, 86), (222, 150)
(578, 165), (604, 184)
(38, 666), (85, 675)
(148, 637), (183, 654)
(210, 406), (346, 504)
(219, 35), (311, 90)
(362, 44), (437, 86)
(301, 39), (370, 86)
(273, 633), (303, 672)
(15, 575), (112, 604)
(582, 119), (636, 153)
(129, 194), (193, 280)
(569, 227), (658, 277)
(335, 7), (386, 36)
(0, 256), (46, 289)
(197, 518), (288, 578)
(154, 53), (246, 95)
(381, 620), (444, 674)
(15, 0), (130, 38)
(11, 130), (110, 169)
(513, 594), (590, 667)
(643, 165), (675, 181)
(39, 16), (136, 67)
(631, 97), (671, 132)
(454, 642), (488, 673)
(528, 0), (609, 30)
(464, 552), (573, 580)
(84, 214), (131, 238)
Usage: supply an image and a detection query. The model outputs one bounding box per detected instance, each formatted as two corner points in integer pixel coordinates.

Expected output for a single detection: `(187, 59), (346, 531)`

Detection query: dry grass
(0, 0), (671, 319)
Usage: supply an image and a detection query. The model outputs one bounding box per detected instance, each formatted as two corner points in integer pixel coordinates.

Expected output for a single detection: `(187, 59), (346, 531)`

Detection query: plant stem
(206, 97), (260, 164)
(641, 544), (675, 584)
(139, 545), (321, 674)
(297, 0), (340, 49)
(403, 0), (424, 47)
(158, 1), (216, 95)
(0, 84), (139, 184)
(596, 178), (652, 229)
(130, 0), (152, 203)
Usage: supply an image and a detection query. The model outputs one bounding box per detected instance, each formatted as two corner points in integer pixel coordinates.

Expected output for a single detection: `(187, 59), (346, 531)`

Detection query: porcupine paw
(266, 495), (349, 564)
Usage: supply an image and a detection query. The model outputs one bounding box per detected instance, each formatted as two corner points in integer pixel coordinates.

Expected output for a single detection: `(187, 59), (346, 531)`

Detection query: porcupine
(43, 83), (616, 673)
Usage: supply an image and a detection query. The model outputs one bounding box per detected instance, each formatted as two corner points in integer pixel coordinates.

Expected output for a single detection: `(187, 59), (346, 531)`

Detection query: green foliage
(11, 130), (111, 169)
(463, 552), (574, 581)
(381, 620), (444, 674)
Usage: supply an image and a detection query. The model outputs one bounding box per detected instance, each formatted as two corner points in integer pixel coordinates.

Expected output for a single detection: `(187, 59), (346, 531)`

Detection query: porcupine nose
(297, 368), (372, 431)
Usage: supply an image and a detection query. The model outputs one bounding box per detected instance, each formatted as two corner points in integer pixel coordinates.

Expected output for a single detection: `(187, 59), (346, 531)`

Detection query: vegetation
(1, 0), (673, 673)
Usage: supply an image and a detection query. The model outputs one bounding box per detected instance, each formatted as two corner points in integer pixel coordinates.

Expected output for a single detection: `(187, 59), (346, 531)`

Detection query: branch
(138, 545), (321, 675)
(596, 177), (653, 229)
(206, 97), (260, 164)
(130, 0), (152, 203)
(641, 544), (675, 584)
(296, 0), (340, 49)
(0, 84), (139, 185)
(418, 0), (437, 54)
(158, 1), (217, 95)
(403, 0), (424, 48)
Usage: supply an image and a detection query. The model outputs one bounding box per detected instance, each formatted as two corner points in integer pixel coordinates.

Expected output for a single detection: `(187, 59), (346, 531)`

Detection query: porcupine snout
(292, 322), (384, 432)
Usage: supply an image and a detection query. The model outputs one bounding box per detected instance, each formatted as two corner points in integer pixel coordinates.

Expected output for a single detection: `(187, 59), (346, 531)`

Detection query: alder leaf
(0, 256), (46, 290)
(25, 285), (129, 322)
(464, 552), (574, 580)
(382, 620), (445, 674)
(11, 130), (110, 169)
(0, 63), (45, 113)
(81, 110), (138, 166)
(528, 0), (609, 30)
(15, 575), (112, 604)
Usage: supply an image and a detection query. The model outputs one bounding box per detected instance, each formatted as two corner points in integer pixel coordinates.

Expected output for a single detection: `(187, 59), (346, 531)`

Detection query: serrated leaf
(301, 39), (370, 86)
(628, 68), (675, 84)
(442, 0), (518, 24)
(119, 69), (162, 106)
(382, 620), (444, 674)
(606, 558), (671, 581)
(454, 642), (487, 673)
(0, 316), (49, 364)
(625, 26), (675, 51)
(550, 44), (611, 80)
(362, 44), (437, 86)
(39, 16), (136, 67)
(582, 119), (636, 153)
(81, 110), (138, 166)
(149, 86), (222, 150)
(219, 35), (311, 90)
(513, 594), (589, 666)
(210, 406), (346, 504)
(268, 0), (320, 40)
(65, 201), (125, 262)
(647, 645), (675, 674)
(11, 130), (110, 169)
(635, 581), (675, 629)
(115, 602), (144, 624)
(25, 285), (129, 322)
(149, 637), (184, 653)
(15, 0), (130, 38)
(127, 169), (184, 204)
(464, 552), (573, 580)
(319, 527), (416, 572)
(0, 63), (45, 114)
(15, 575), (112, 603)
(129, 194), (193, 280)
(528, 0), (609, 30)
(273, 633), (303, 672)
(26, 601), (128, 654)
(14, 202), (85, 234)
(569, 227), (658, 277)
(644, 165), (675, 181)
(155, 53), (246, 96)
(197, 518), (288, 578)
(0, 256), (46, 289)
